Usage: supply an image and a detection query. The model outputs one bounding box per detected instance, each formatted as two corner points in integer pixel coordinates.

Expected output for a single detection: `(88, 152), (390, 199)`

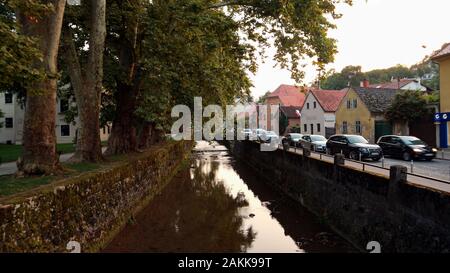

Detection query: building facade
(432, 43), (450, 148)
(300, 90), (346, 138)
(0, 92), (110, 144)
(264, 84), (308, 132)
(335, 87), (401, 143)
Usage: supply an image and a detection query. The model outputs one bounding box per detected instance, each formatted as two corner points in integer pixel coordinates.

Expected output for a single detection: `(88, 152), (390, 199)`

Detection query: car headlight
(413, 148), (424, 153)
(359, 148), (369, 153)
(432, 148), (438, 153)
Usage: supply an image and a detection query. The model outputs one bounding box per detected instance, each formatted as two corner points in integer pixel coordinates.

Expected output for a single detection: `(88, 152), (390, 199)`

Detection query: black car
(326, 135), (383, 161)
(282, 133), (303, 147)
(377, 135), (437, 161)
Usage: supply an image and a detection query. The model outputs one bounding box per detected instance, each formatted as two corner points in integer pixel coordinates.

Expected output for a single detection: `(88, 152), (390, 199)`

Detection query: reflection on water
(103, 141), (356, 253)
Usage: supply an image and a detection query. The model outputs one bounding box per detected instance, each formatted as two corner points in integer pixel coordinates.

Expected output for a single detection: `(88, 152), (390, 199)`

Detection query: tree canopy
(320, 62), (439, 90)
(385, 91), (431, 123)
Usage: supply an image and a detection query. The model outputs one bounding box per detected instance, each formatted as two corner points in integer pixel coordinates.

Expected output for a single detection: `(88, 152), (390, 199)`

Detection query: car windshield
(400, 137), (426, 146)
(347, 135), (369, 144)
(290, 134), (302, 139)
(311, 135), (327, 142)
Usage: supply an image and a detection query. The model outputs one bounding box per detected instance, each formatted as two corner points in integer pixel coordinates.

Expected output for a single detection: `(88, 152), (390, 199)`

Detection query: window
(5, 118), (13, 128)
(304, 124), (307, 133)
(342, 121), (348, 134)
(347, 99), (351, 109)
(355, 121), (361, 134)
(310, 124), (314, 135)
(307, 103), (310, 110)
(5, 92), (12, 104)
(353, 99), (358, 109)
(103, 127), (106, 134)
(313, 102), (317, 109)
(60, 100), (69, 113)
(379, 136), (392, 144)
(61, 125), (70, 137)
(317, 123), (321, 133)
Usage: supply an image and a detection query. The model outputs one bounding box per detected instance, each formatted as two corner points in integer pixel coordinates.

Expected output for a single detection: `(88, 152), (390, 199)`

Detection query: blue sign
(435, 113), (450, 122)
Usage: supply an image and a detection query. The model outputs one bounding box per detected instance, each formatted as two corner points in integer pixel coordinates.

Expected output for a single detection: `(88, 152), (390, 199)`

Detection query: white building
(300, 89), (347, 138)
(368, 78), (433, 92)
(0, 92), (110, 144)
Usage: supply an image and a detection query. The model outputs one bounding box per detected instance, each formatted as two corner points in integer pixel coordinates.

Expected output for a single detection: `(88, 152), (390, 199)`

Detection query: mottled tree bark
(106, 83), (138, 155)
(106, 19), (142, 155)
(62, 0), (106, 162)
(17, 0), (66, 175)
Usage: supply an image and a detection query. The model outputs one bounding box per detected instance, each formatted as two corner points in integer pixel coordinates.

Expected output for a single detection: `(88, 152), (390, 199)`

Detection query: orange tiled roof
(266, 84), (307, 107)
(310, 89), (347, 112)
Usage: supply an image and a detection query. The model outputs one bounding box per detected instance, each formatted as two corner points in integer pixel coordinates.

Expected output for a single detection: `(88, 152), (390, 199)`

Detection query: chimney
(360, 79), (369, 88)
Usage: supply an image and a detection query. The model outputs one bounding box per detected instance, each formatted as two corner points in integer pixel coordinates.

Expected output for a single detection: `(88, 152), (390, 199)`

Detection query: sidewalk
(437, 149), (450, 161)
(0, 148), (107, 176)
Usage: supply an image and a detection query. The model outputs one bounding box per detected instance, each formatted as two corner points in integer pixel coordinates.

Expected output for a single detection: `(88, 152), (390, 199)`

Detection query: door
(375, 121), (393, 143)
(378, 136), (391, 156)
(391, 137), (404, 158)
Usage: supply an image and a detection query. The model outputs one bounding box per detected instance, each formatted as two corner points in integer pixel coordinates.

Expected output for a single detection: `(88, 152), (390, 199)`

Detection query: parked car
(242, 129), (253, 140)
(326, 135), (383, 161)
(377, 135), (437, 161)
(282, 133), (303, 147)
(260, 131), (280, 143)
(301, 135), (327, 153)
(253, 129), (266, 140)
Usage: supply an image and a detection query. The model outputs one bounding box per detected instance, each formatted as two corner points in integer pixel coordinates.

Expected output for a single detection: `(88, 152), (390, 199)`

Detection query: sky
(249, 0), (450, 99)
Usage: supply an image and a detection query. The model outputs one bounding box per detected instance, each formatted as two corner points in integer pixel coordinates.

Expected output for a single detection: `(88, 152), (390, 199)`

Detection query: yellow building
(335, 87), (401, 143)
(431, 43), (450, 148)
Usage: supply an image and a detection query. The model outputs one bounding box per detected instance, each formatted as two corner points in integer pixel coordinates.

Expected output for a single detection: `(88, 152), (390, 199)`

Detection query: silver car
(301, 135), (328, 153)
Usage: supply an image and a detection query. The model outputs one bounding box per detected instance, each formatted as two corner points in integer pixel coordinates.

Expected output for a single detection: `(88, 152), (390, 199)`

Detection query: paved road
(0, 148), (107, 176)
(283, 146), (450, 194)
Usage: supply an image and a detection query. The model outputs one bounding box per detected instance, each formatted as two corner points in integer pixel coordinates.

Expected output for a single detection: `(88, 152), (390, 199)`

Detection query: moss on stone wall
(0, 141), (193, 253)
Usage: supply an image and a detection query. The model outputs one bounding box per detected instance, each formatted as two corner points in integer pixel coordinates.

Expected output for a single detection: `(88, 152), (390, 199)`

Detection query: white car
(260, 131), (280, 143)
(253, 129), (267, 140)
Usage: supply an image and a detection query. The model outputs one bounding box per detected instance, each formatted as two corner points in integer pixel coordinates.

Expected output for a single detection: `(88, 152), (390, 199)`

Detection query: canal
(103, 141), (356, 253)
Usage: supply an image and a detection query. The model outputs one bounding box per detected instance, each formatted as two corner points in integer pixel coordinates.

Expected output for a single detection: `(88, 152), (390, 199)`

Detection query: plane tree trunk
(61, 0), (106, 163)
(17, 0), (66, 175)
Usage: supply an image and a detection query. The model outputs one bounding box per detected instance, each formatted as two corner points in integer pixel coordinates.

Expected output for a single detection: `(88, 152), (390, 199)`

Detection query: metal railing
(274, 141), (450, 186)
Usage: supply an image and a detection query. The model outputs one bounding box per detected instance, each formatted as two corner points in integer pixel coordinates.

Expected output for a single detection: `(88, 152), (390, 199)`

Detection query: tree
(104, 0), (350, 155)
(16, 0), (66, 175)
(61, 0), (106, 162)
(321, 65), (364, 90)
(385, 91), (431, 135)
(0, 1), (45, 92)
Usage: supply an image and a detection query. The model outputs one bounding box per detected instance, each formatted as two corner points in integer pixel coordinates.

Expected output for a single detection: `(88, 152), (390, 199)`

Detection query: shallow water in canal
(103, 141), (356, 253)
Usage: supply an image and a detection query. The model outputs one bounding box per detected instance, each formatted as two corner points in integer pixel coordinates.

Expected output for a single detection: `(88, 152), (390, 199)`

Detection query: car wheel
(403, 152), (412, 161)
(326, 148), (332, 155)
(349, 151), (359, 161)
(373, 157), (381, 162)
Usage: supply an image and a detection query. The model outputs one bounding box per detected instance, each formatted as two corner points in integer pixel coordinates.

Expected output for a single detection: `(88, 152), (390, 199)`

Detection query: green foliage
(385, 91), (430, 123)
(320, 65), (364, 90)
(0, 143), (75, 163)
(0, 1), (47, 93)
(279, 111), (289, 135)
(321, 62), (439, 90)
(257, 91), (272, 104)
(0, 175), (53, 197)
